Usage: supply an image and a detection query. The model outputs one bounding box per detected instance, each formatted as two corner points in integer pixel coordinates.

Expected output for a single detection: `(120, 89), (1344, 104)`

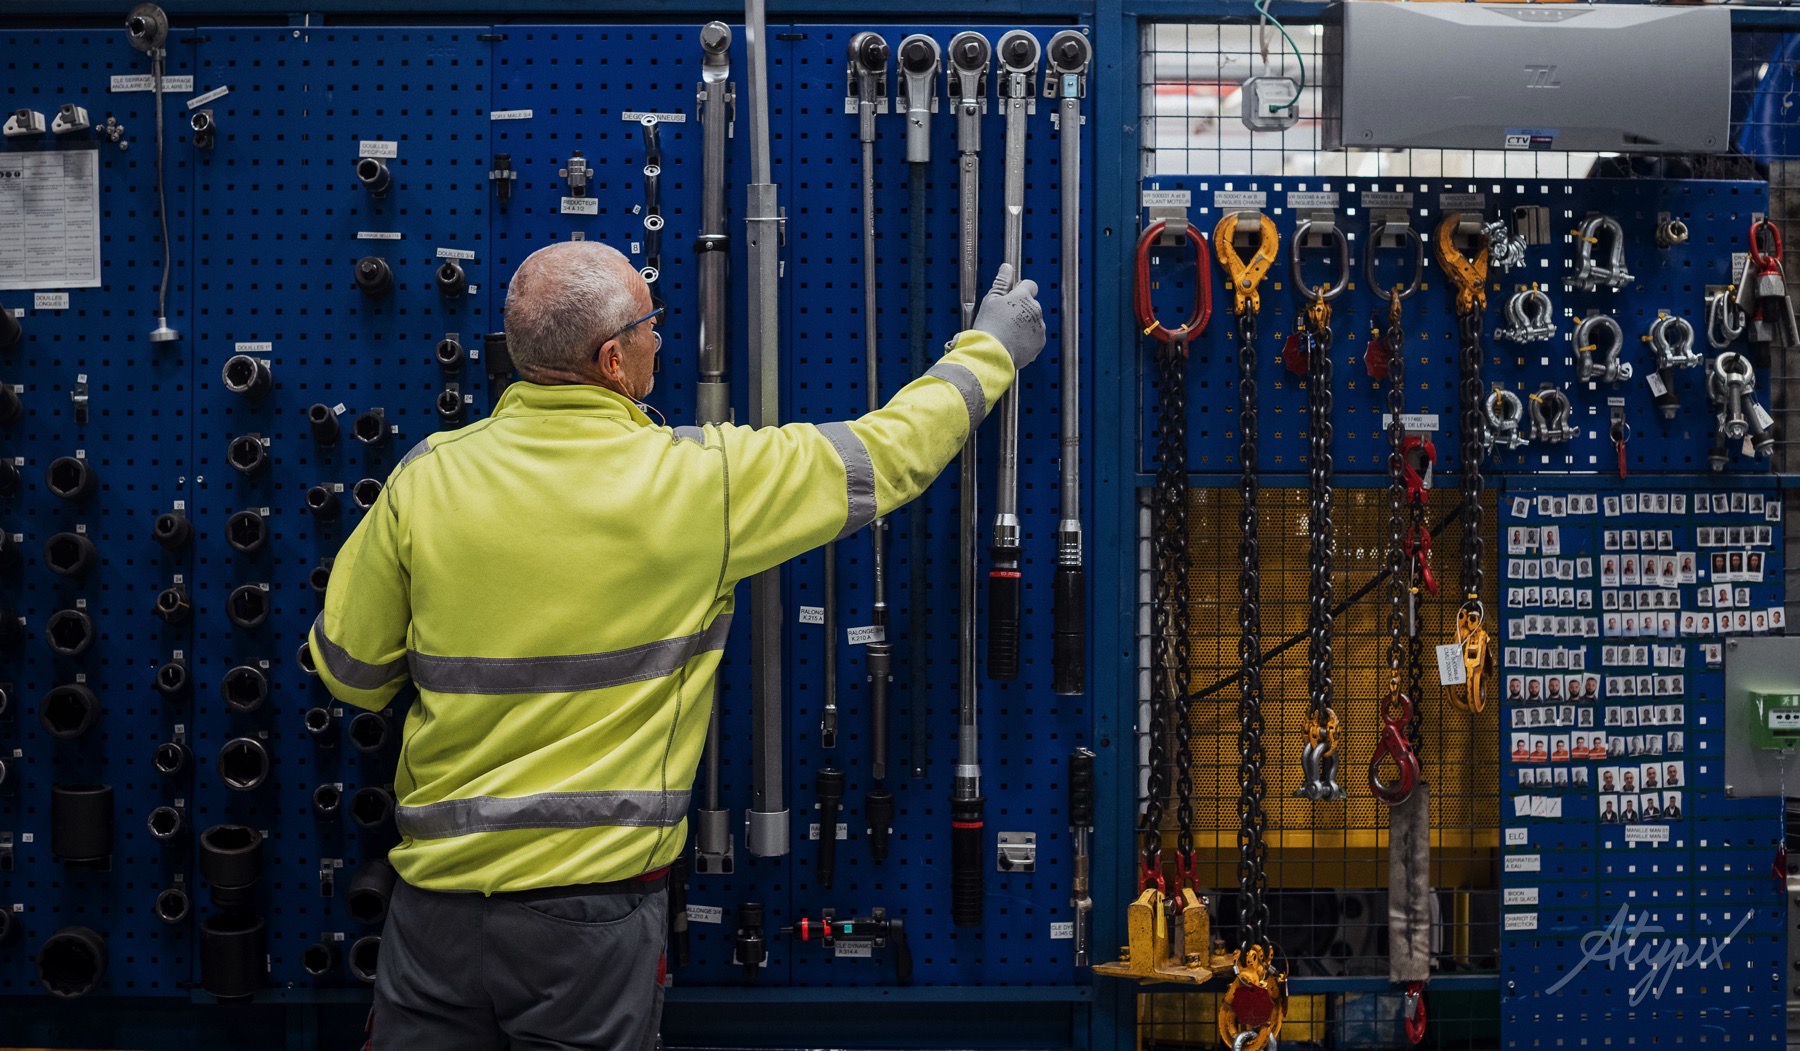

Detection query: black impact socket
(50, 783), (112, 864)
(354, 257), (394, 298)
(0, 384), (22, 427)
(220, 354), (273, 399)
(435, 259), (468, 299)
(351, 478), (384, 510)
(227, 434), (269, 478)
(45, 456), (95, 502)
(297, 641), (320, 677)
(301, 941), (338, 977)
(0, 680), (10, 718)
(347, 935), (381, 985)
(36, 926), (107, 999)
(199, 824), (263, 906)
(735, 903), (767, 979)
(0, 533), (19, 574)
(865, 788), (895, 864)
(221, 665), (269, 713)
(43, 532), (97, 578)
(348, 711), (392, 754)
(313, 783), (344, 820)
(152, 511), (191, 552)
(199, 912), (267, 1002)
(355, 156), (392, 196)
(0, 459), (19, 498)
(436, 388), (465, 428)
(349, 786), (395, 831)
(40, 684), (98, 739)
(435, 335), (465, 371)
(345, 859), (399, 926)
(305, 484), (340, 523)
(154, 660), (190, 700)
(152, 740), (191, 777)
(153, 585), (192, 625)
(352, 408), (389, 450)
(309, 559), (333, 594)
(154, 887), (191, 925)
(45, 609), (94, 657)
(226, 584), (270, 629)
(0, 305), (19, 350)
(304, 706), (335, 745)
(814, 767), (845, 889)
(225, 510), (269, 555)
(308, 403), (341, 445)
(147, 804), (186, 842)
(217, 737), (271, 792)
(0, 907), (15, 946)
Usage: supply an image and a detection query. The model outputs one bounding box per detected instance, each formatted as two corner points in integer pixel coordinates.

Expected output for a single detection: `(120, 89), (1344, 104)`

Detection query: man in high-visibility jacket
(310, 239), (1044, 1049)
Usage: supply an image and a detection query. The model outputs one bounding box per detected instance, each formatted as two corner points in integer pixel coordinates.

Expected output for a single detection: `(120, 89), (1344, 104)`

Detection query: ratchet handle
(986, 545), (1023, 681)
(951, 795), (986, 928)
(1052, 564), (1085, 695)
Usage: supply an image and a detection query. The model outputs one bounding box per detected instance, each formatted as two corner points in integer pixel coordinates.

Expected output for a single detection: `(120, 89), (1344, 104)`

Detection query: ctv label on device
(1504, 128), (1558, 150)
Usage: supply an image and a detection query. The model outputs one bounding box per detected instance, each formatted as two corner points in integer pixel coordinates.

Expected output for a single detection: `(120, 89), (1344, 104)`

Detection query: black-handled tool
(1068, 747), (1095, 966)
(950, 793), (985, 928)
(783, 908), (912, 985)
(815, 767), (845, 888)
(865, 787), (894, 863)
(734, 902), (767, 980)
(1047, 31), (1091, 696)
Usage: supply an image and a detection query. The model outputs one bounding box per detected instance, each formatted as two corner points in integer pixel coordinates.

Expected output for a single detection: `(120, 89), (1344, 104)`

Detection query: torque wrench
(1046, 31), (1090, 696)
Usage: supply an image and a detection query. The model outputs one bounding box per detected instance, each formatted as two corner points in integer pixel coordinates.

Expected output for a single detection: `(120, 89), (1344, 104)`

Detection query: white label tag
(1645, 372), (1668, 397)
(1380, 413), (1440, 433)
(187, 85), (230, 109)
(33, 292), (68, 310)
(1503, 854), (1541, 873)
(1362, 191), (1414, 209)
(1436, 643), (1468, 685)
(234, 341), (272, 353)
(110, 74), (195, 93)
(808, 822), (849, 841)
(847, 625), (886, 646)
(356, 231), (403, 241)
(358, 140), (399, 159)
(1287, 191), (1340, 210)
(20, 833), (32, 843)
(1503, 912), (1539, 931)
(1732, 252), (1750, 280)
(1049, 922), (1075, 940)
(436, 248), (477, 261)
(1625, 825), (1671, 843)
(1140, 189), (1192, 208)
(621, 111), (688, 123)
(1504, 887), (1539, 906)
(1440, 193), (1486, 212)
(798, 606), (825, 625)
(1751, 401), (1775, 431)
(1504, 828), (1528, 846)
(834, 943), (874, 959)
(490, 109), (534, 121)
(685, 904), (723, 925)
(1215, 191), (1267, 211)
(562, 198), (600, 216)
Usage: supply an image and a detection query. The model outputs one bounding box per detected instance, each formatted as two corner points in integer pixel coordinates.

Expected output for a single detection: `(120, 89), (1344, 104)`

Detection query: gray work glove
(971, 263), (1046, 370)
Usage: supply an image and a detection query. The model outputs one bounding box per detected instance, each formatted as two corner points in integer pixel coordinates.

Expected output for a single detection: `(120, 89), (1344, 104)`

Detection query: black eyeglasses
(599, 306), (665, 354)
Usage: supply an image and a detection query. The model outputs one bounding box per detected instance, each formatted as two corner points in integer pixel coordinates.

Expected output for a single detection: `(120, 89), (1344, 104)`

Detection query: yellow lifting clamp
(1217, 944), (1289, 1051)
(1433, 212), (1489, 317)
(1214, 211), (1281, 317)
(1094, 876), (1218, 984)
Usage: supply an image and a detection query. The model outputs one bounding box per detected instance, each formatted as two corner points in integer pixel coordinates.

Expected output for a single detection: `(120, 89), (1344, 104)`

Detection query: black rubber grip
(1068, 748), (1095, 828)
(815, 767), (845, 890)
(986, 544), (1023, 682)
(1051, 565), (1086, 695)
(865, 788), (895, 863)
(887, 917), (913, 985)
(950, 795), (985, 928)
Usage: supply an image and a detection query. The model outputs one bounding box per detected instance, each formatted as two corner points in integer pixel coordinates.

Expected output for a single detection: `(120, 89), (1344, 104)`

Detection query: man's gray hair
(503, 241), (643, 376)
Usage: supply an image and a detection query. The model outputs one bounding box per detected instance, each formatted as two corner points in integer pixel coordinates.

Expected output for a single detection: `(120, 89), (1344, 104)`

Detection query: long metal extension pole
(1047, 32), (1090, 697)
(743, 0), (789, 858)
(692, 21), (736, 874)
(947, 31), (990, 930)
(986, 31), (1039, 683)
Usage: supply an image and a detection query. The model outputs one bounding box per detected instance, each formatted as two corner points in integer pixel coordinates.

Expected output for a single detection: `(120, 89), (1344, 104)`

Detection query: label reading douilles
(1440, 193), (1486, 212)
(1503, 854), (1541, 873)
(834, 943), (874, 959)
(1215, 191), (1267, 211)
(1503, 913), (1539, 931)
(798, 606), (825, 625)
(685, 904), (724, 925)
(1287, 191), (1340, 210)
(1436, 643), (1468, 685)
(1362, 191), (1415, 210)
(358, 140), (399, 159)
(1503, 887), (1539, 906)
(562, 198), (600, 216)
(847, 625), (887, 646)
(437, 248), (477, 261)
(33, 292), (68, 310)
(1049, 922), (1075, 940)
(234, 341), (272, 353)
(1141, 189), (1192, 208)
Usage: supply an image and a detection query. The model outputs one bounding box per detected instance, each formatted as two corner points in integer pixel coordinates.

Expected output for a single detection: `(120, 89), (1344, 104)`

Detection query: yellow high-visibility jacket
(310, 330), (1014, 893)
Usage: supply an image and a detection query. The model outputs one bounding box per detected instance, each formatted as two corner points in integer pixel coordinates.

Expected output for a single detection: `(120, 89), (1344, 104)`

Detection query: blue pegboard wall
(1497, 479), (1785, 1046)
(1135, 176), (1774, 480)
(0, 21), (1095, 999)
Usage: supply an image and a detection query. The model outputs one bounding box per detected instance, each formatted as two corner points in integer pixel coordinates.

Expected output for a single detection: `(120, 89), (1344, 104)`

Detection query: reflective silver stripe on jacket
(817, 421), (876, 541)
(925, 361), (987, 433)
(311, 612), (411, 691)
(397, 788), (691, 840)
(409, 614), (734, 695)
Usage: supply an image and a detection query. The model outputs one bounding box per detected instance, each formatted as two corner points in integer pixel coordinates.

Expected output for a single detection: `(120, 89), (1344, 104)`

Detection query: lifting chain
(1435, 214), (1493, 716)
(1371, 289), (1421, 805)
(1214, 211), (1285, 1051)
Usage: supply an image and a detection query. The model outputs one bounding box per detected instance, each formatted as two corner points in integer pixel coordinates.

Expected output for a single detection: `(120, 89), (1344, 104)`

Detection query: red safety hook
(1750, 216), (1783, 278)
(1404, 982), (1428, 1045)
(1134, 220), (1213, 353)
(1369, 692), (1421, 805)
(1400, 436), (1436, 504)
(1404, 526), (1438, 596)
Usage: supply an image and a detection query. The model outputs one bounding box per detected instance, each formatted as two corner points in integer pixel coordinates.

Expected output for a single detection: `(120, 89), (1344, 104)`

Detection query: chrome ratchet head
(1045, 30), (1092, 80)
(848, 31), (890, 75)
(997, 29), (1041, 77)
(898, 33), (941, 77)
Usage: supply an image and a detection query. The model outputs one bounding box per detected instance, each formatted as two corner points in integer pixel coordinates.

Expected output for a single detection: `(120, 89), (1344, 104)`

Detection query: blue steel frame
(1, 3), (1795, 1051)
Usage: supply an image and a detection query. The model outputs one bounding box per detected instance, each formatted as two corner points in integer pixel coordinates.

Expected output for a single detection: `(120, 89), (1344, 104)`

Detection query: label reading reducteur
(562, 198), (600, 216)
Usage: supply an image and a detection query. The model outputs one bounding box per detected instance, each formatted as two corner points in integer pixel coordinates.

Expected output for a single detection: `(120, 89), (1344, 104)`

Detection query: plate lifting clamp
(1528, 385), (1577, 444)
(1570, 214), (1633, 292)
(1483, 385), (1527, 450)
(1090, 874), (1217, 984)
(1573, 315), (1632, 385)
(1496, 286), (1555, 344)
(1736, 216), (1800, 348)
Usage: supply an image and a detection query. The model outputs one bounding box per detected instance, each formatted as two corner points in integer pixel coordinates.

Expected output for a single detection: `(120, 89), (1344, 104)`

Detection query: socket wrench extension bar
(743, 0), (790, 858)
(1047, 31), (1091, 696)
(987, 30), (1039, 683)
(947, 30), (991, 930)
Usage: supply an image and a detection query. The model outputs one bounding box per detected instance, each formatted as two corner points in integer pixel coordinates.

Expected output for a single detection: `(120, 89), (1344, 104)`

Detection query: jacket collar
(492, 382), (656, 428)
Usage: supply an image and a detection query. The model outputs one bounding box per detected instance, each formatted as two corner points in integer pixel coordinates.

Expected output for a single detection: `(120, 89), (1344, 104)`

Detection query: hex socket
(352, 408), (389, 449)
(313, 783), (344, 819)
(346, 859), (399, 926)
(36, 926), (106, 999)
(351, 478), (384, 510)
(349, 786), (395, 830)
(152, 740), (191, 776)
(227, 434), (268, 478)
(153, 586), (191, 625)
(45, 609), (94, 657)
(435, 336), (464, 371)
(147, 805), (186, 842)
(221, 665), (269, 713)
(435, 259), (467, 299)
(0, 459), (19, 498)
(44, 532), (97, 577)
(152, 512), (191, 552)
(348, 711), (392, 754)
(200, 913), (267, 1001)
(0, 384), (22, 426)
(50, 783), (112, 863)
(354, 257), (394, 298)
(308, 560), (333, 593)
(45, 456), (95, 502)
(436, 389), (464, 427)
(154, 887), (190, 925)
(348, 935), (381, 984)
(154, 660), (190, 699)
(217, 737), (271, 791)
(356, 156), (392, 196)
(226, 584), (270, 629)
(225, 510), (269, 555)
(221, 354), (273, 399)
(301, 941), (338, 977)
(0, 306), (19, 350)
(304, 705), (335, 743)
(308, 403), (340, 445)
(305, 484), (339, 522)
(297, 642), (320, 676)
(199, 824), (263, 905)
(40, 683), (98, 738)
(0, 534), (19, 576)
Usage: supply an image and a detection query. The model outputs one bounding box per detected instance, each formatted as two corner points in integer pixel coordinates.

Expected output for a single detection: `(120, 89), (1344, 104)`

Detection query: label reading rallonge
(1362, 191), (1415, 210)
(798, 606), (825, 625)
(358, 140), (399, 159)
(1287, 191), (1340, 210)
(1503, 913), (1539, 931)
(34, 292), (68, 310)
(847, 625), (887, 646)
(1141, 189), (1192, 208)
(808, 823), (849, 841)
(685, 904), (724, 925)
(1504, 887), (1539, 906)
(1440, 193), (1486, 213)
(1215, 191), (1268, 211)
(1503, 854), (1541, 873)
(562, 198), (600, 216)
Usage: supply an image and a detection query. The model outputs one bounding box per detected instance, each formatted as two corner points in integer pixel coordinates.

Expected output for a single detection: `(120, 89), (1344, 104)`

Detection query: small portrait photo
(1510, 707), (1525, 728)
(1749, 551), (1765, 578)
(1526, 678), (1544, 704)
(1641, 763), (1660, 790)
(1622, 769), (1638, 793)
(1623, 494), (1641, 515)
(1750, 493), (1767, 514)
(1586, 674), (1600, 697)
(1511, 734), (1531, 762)
(1509, 527), (1527, 553)
(1639, 530), (1658, 551)
(1660, 558), (1677, 587)
(1680, 611), (1698, 635)
(1578, 707), (1595, 729)
(1546, 676), (1563, 701)
(1666, 731), (1685, 753)
(1669, 704), (1685, 724)
(1622, 557), (1641, 587)
(1698, 527), (1714, 546)
(1652, 494), (1670, 515)
(1528, 706), (1544, 726)
(1662, 792), (1682, 820)
(1757, 525), (1774, 545)
(1732, 492), (1749, 513)
(1658, 529), (1675, 551)
(1730, 552), (1746, 577)
(1602, 590), (1620, 611)
(1573, 767), (1591, 787)
(1507, 676), (1525, 703)
(1620, 797), (1639, 823)
(1663, 761), (1683, 788)
(1703, 642), (1724, 665)
(1512, 496), (1532, 518)
(1672, 494), (1687, 515)
(1647, 735), (1664, 757)
(1553, 767), (1570, 787)
(1577, 557), (1594, 579)
(1550, 496), (1569, 517)
(1729, 526), (1745, 547)
(1621, 529), (1640, 552)
(1530, 735), (1549, 762)
(1605, 613), (1621, 636)
(1622, 706), (1638, 727)
(1600, 794), (1620, 823)
(1605, 495), (1622, 517)
(1565, 675), (1585, 702)
(1608, 736), (1627, 758)
(1712, 552), (1730, 580)
(1604, 529), (1621, 551)
(1599, 767), (1618, 793)
(1713, 582), (1734, 607)
(1604, 705), (1620, 726)
(1774, 608), (1788, 631)
(1560, 705), (1575, 726)
(1754, 610), (1770, 634)
(1698, 588), (1714, 609)
(1737, 611), (1752, 633)
(1572, 734), (1590, 760)
(1639, 793), (1662, 821)
(1735, 587), (1752, 608)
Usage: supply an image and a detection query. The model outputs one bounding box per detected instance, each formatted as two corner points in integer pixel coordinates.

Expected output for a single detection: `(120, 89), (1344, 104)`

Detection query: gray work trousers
(372, 876), (667, 1051)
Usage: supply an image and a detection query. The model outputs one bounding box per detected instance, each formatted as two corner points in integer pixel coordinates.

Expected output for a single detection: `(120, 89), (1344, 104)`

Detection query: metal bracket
(71, 377), (89, 426)
(1368, 210), (1412, 248)
(1297, 212), (1339, 248)
(996, 831), (1037, 872)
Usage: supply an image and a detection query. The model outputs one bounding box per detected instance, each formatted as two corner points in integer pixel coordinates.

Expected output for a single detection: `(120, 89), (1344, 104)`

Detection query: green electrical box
(1748, 690), (1800, 750)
